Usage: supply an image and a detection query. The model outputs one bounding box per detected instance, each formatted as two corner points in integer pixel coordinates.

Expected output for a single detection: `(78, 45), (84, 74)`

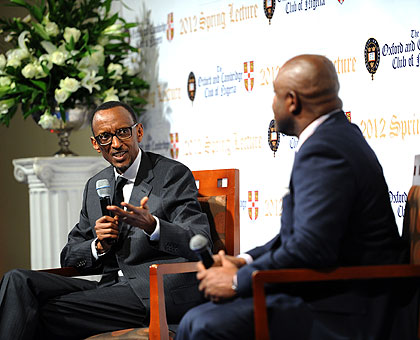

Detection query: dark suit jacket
(61, 150), (211, 322)
(237, 112), (412, 337)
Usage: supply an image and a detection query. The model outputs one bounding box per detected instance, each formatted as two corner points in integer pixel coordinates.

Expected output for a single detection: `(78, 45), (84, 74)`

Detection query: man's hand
(211, 252), (247, 268)
(197, 250), (239, 302)
(94, 215), (119, 253)
(107, 196), (157, 235)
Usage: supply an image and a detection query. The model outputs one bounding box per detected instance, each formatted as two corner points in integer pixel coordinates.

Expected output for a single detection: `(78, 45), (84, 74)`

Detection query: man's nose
(111, 135), (122, 148)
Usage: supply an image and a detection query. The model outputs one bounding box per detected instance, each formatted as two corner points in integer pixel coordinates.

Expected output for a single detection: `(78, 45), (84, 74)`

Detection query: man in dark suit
(0, 101), (211, 339)
(175, 54), (414, 339)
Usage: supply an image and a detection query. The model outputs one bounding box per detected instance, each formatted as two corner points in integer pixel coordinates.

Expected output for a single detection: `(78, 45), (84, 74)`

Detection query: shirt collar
(113, 148), (142, 182)
(295, 109), (342, 152)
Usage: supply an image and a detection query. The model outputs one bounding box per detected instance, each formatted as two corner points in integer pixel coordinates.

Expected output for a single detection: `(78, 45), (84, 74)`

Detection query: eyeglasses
(94, 123), (138, 146)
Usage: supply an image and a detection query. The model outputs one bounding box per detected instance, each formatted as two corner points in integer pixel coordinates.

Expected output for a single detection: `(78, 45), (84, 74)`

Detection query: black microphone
(96, 179), (115, 245)
(189, 234), (214, 269)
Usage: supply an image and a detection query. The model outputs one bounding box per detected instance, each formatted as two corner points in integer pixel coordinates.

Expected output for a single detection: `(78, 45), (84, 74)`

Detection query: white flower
(18, 31), (30, 53)
(6, 53), (21, 68)
(81, 70), (103, 93)
(54, 88), (70, 103)
(41, 41), (57, 54)
(59, 77), (80, 93)
(39, 54), (53, 70)
(104, 94), (119, 102)
(14, 48), (29, 60)
(103, 24), (123, 35)
(126, 67), (137, 77)
(0, 76), (11, 87)
(34, 64), (47, 79)
(103, 87), (119, 102)
(91, 45), (105, 66)
(98, 35), (109, 46)
(77, 55), (95, 72)
(4, 34), (13, 43)
(45, 22), (59, 37)
(21, 63), (37, 78)
(107, 63), (123, 79)
(0, 98), (15, 115)
(0, 55), (6, 70)
(22, 14), (31, 23)
(38, 111), (62, 130)
(51, 50), (66, 66)
(119, 89), (129, 97)
(63, 27), (81, 44)
(6, 47), (29, 68)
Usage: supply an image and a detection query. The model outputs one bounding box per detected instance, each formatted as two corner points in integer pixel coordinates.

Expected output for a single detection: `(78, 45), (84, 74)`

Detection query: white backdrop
(119, 0), (420, 252)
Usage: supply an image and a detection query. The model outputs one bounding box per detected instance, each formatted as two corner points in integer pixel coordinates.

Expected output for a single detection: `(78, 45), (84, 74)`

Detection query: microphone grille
(96, 179), (111, 198)
(189, 234), (208, 251)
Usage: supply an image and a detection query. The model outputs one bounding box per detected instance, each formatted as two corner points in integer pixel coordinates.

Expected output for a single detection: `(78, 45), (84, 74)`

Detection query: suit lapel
(129, 150), (154, 206)
(119, 151), (154, 239)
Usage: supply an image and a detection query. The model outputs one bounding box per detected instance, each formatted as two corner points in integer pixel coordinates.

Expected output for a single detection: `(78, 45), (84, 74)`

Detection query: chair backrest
(192, 169), (240, 256)
(402, 185), (420, 264)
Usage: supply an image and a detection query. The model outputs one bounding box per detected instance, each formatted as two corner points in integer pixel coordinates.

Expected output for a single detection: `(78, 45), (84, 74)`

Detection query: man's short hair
(90, 101), (138, 133)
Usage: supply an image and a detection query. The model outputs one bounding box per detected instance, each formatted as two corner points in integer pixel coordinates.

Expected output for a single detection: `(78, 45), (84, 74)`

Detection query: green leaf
(30, 80), (47, 91)
(82, 32), (89, 45)
(104, 13), (118, 27)
(32, 23), (50, 40)
(23, 105), (41, 119)
(47, 0), (56, 13)
(41, 63), (50, 76)
(10, 0), (26, 6)
(30, 5), (44, 22)
(104, 0), (111, 13)
(125, 23), (137, 29)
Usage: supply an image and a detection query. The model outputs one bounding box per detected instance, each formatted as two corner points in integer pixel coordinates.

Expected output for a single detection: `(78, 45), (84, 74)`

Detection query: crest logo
(268, 119), (280, 157)
(345, 111), (351, 122)
(167, 12), (174, 41)
(263, 0), (275, 25)
(244, 61), (254, 92)
(187, 72), (196, 102)
(248, 190), (259, 220)
(170, 133), (179, 159)
(364, 38), (380, 80)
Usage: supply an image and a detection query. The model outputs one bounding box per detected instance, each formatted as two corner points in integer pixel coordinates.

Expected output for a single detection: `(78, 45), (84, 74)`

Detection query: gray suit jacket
(61, 150), (211, 322)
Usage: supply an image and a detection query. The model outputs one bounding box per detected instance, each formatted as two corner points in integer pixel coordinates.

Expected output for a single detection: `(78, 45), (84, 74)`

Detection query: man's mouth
(112, 150), (127, 160)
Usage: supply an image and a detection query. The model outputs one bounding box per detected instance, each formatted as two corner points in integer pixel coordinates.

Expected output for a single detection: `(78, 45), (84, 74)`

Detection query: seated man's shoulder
(146, 151), (190, 171)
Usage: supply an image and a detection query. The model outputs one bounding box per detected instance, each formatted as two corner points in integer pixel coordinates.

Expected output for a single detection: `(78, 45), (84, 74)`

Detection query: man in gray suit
(0, 101), (211, 339)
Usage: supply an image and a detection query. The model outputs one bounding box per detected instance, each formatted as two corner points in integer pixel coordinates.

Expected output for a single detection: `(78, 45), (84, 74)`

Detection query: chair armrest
(149, 262), (199, 340)
(252, 264), (420, 340)
(38, 267), (81, 277)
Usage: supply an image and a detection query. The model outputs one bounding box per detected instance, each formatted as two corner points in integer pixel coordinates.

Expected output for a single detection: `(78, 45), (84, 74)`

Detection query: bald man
(175, 55), (415, 339)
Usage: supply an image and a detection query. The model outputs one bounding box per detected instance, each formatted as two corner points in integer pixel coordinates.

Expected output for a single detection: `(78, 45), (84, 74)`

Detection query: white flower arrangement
(0, 0), (148, 130)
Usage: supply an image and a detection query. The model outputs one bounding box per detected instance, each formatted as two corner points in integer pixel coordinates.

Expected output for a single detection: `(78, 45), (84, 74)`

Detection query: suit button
(75, 259), (86, 268)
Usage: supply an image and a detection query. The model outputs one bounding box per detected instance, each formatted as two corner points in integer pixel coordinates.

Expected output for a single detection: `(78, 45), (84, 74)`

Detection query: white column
(13, 157), (108, 270)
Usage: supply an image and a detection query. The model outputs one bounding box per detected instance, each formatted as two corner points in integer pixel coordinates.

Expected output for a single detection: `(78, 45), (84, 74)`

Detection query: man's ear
(136, 123), (144, 143)
(90, 136), (101, 153)
(287, 90), (301, 115)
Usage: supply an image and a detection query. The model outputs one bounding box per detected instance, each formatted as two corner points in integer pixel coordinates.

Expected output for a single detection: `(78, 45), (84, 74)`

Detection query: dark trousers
(0, 269), (147, 340)
(175, 282), (420, 340)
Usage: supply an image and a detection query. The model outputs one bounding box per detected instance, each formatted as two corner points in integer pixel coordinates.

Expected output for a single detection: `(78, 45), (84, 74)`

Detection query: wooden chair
(42, 168), (240, 340)
(147, 168), (240, 340)
(252, 185), (420, 340)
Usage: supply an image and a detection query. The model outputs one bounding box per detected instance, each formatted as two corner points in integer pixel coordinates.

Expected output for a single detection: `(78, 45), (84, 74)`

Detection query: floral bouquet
(0, 0), (148, 131)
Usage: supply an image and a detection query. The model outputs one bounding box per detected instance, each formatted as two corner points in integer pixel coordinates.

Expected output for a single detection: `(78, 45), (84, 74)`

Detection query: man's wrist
(95, 239), (106, 255)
